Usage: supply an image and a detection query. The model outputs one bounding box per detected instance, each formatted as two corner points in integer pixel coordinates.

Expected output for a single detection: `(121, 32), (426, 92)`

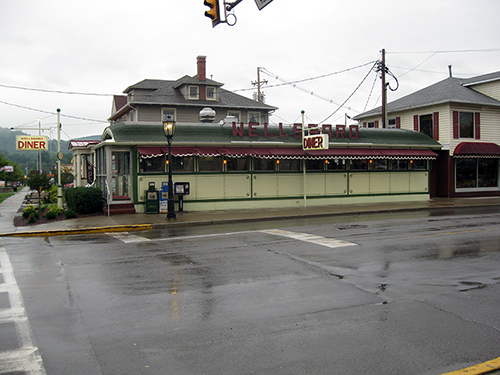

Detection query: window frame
(206, 86), (216, 101)
(459, 111), (474, 139)
(188, 86), (199, 100)
(419, 114), (433, 138)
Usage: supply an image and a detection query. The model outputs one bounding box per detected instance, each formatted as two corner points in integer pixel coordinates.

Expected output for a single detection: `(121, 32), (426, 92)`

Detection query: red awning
(136, 146), (438, 160)
(454, 142), (500, 158)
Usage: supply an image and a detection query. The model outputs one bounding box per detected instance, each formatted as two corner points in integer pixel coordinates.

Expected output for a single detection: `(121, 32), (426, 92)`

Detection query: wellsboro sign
(231, 123), (359, 140)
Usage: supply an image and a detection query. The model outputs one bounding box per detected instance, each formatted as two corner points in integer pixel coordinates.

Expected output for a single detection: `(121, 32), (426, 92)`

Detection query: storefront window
(478, 159), (498, 187)
(227, 157), (248, 172)
(370, 159), (388, 170)
(199, 156), (222, 172)
(456, 159), (477, 188)
(391, 160), (408, 170)
(350, 159), (368, 171)
(411, 160), (427, 170)
(172, 156), (194, 172)
(327, 159), (346, 171)
(254, 158), (275, 171)
(305, 159), (324, 171)
(279, 159), (300, 172)
(139, 156), (165, 173)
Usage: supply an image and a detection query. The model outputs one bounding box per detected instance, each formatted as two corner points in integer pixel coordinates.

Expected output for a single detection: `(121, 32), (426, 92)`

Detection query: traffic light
(204, 0), (222, 27)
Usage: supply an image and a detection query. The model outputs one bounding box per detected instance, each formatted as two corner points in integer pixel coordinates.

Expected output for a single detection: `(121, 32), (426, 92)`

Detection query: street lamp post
(163, 118), (176, 220)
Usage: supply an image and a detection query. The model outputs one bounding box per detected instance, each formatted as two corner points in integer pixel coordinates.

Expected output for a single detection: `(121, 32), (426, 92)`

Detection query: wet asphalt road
(1, 206), (500, 375)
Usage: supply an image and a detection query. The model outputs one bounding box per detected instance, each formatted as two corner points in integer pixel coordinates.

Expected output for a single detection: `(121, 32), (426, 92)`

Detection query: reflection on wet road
(3, 206), (500, 375)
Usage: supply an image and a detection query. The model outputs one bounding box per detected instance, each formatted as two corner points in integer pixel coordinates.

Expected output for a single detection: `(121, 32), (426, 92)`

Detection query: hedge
(65, 186), (103, 214)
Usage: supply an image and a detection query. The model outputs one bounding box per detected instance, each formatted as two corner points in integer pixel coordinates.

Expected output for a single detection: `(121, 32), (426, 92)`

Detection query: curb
(2, 201), (500, 238)
(0, 224), (153, 238)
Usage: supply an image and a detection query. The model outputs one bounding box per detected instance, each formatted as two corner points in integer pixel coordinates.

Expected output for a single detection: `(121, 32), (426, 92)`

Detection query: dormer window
(189, 86), (199, 100)
(206, 87), (216, 100)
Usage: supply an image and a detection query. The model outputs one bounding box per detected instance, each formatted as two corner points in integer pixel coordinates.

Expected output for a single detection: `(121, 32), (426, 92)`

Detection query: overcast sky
(1, 0), (499, 141)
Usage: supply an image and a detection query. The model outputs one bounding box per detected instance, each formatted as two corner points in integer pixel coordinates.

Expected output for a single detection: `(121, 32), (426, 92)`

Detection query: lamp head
(163, 116), (175, 138)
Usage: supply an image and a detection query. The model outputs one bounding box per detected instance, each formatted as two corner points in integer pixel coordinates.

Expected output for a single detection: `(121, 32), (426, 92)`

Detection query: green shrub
(48, 204), (64, 216)
(44, 210), (57, 220)
(65, 186), (103, 215)
(22, 205), (35, 218)
(27, 211), (39, 223)
(48, 185), (58, 203)
(64, 209), (76, 219)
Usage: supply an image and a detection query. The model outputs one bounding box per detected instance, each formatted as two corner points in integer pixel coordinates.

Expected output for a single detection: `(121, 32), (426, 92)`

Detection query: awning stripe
(136, 146), (438, 160)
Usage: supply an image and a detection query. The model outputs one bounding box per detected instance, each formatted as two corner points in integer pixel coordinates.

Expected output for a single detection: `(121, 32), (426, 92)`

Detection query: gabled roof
(354, 72), (500, 120)
(119, 78), (277, 111)
(462, 71), (500, 86)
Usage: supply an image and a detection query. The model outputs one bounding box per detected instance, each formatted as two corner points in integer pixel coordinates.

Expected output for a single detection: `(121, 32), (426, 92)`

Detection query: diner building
(89, 120), (441, 213)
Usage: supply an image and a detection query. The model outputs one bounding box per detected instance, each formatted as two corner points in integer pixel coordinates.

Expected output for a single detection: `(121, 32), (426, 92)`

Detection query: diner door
(111, 151), (131, 200)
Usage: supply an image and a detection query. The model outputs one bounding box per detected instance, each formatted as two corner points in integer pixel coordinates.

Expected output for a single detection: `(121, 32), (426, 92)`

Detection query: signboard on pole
(16, 136), (48, 151)
(254, 0), (273, 10)
(0, 166), (14, 172)
(303, 134), (329, 151)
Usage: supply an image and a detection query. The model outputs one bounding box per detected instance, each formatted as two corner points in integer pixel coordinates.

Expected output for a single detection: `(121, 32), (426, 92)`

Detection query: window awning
(454, 142), (500, 158)
(137, 146), (438, 160)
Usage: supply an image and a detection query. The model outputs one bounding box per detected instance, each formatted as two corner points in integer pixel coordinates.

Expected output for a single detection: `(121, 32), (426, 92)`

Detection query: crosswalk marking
(108, 232), (151, 243)
(0, 243), (46, 375)
(260, 229), (357, 249)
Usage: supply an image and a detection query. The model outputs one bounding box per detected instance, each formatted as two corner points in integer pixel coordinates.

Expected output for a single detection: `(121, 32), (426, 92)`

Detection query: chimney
(448, 65), (453, 78)
(197, 55), (206, 81)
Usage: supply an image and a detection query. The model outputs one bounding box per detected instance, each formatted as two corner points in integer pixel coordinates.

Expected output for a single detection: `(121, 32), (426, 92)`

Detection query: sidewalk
(2, 187), (500, 237)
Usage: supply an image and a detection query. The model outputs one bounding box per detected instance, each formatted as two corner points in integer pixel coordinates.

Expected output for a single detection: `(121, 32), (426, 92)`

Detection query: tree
(0, 154), (24, 184)
(28, 172), (51, 192)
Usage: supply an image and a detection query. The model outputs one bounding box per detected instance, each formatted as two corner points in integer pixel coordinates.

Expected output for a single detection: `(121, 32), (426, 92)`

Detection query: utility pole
(252, 67), (267, 102)
(56, 108), (63, 208)
(381, 48), (387, 129)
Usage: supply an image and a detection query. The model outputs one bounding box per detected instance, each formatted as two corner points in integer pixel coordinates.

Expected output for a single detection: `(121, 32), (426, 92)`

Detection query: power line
(318, 62), (378, 125)
(0, 100), (108, 123)
(0, 83), (114, 97)
(387, 48), (500, 54)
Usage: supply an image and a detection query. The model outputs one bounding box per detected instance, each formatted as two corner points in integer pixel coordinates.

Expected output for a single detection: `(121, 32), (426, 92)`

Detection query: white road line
(260, 229), (357, 248)
(0, 243), (47, 375)
(108, 232), (152, 243)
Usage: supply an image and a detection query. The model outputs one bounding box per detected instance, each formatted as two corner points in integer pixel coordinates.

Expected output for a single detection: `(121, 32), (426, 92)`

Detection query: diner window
(199, 156), (222, 172)
(419, 114), (433, 138)
(459, 112), (474, 138)
(391, 160), (408, 170)
(327, 159), (346, 171)
(206, 87), (216, 100)
(226, 157), (249, 172)
(254, 158), (275, 171)
(189, 86), (199, 99)
(370, 159), (388, 170)
(278, 159), (300, 172)
(139, 156), (165, 173)
(350, 159), (368, 171)
(305, 159), (324, 171)
(410, 159), (427, 170)
(171, 156), (194, 172)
